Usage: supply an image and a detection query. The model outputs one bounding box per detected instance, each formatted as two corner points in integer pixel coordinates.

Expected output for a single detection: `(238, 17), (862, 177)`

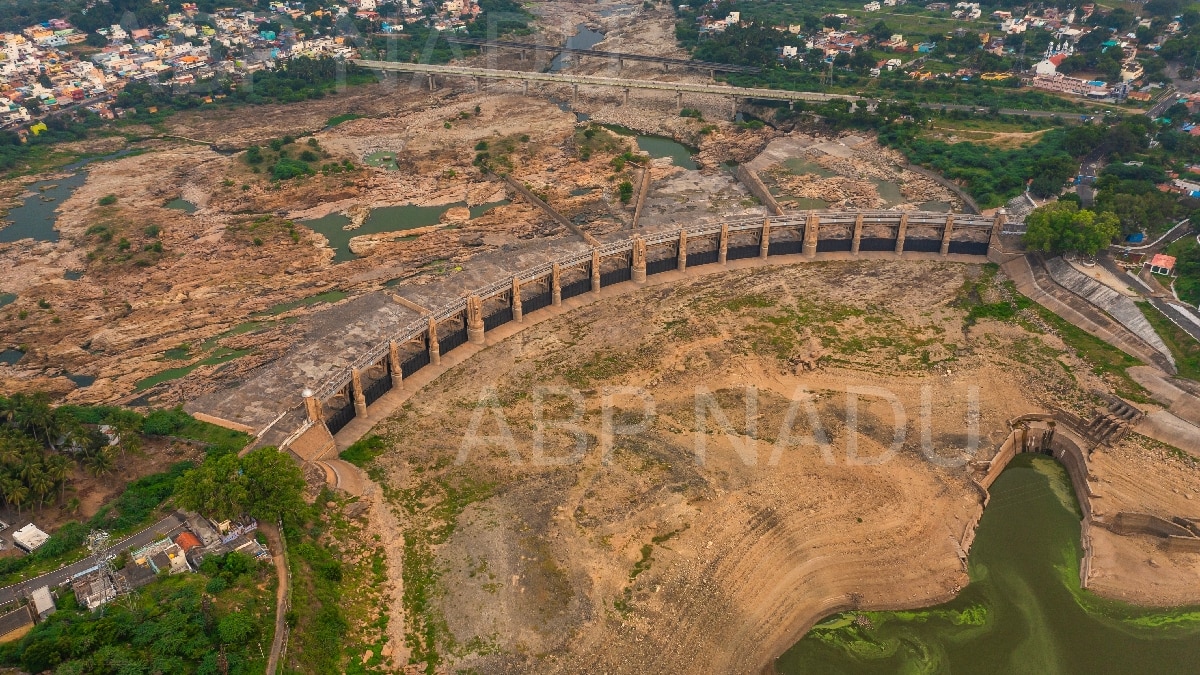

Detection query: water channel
(776, 454), (1200, 673)
(0, 150), (134, 244)
(550, 25), (605, 72)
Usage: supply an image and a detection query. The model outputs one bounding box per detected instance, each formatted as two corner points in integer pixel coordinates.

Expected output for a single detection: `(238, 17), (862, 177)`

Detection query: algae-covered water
(777, 454), (1200, 674)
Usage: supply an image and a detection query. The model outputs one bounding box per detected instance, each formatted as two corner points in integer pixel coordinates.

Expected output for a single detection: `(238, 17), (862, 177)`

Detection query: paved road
(0, 512), (185, 605)
(1145, 86), (1179, 118)
(1149, 297), (1200, 344)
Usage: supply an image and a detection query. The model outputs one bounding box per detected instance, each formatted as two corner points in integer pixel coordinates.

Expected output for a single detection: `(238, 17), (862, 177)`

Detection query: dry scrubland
(357, 260), (1200, 673)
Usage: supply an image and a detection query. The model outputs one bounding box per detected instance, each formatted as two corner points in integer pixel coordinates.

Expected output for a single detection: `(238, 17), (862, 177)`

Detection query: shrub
(474, 140), (489, 151)
(298, 150), (318, 162)
(244, 145), (264, 164)
(618, 181), (634, 203)
(142, 407), (192, 436)
(143, 225), (160, 238)
(97, 194), (117, 206)
(271, 157), (314, 180)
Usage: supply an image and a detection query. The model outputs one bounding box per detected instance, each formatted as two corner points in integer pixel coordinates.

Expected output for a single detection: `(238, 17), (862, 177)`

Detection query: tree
(1023, 202), (1120, 256)
(175, 453), (248, 521)
(239, 447), (304, 523)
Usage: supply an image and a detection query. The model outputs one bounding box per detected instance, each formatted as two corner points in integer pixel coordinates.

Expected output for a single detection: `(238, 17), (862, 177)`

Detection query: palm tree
(14, 394), (54, 447)
(27, 470), (52, 512)
(109, 411), (143, 459)
(7, 483), (28, 516)
(0, 434), (21, 468)
(84, 449), (114, 477)
(45, 454), (72, 502)
(17, 454), (41, 484)
(65, 496), (80, 515)
(0, 396), (17, 427)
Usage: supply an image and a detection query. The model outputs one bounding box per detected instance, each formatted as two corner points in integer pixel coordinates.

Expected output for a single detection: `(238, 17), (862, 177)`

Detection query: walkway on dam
(326, 249), (990, 450)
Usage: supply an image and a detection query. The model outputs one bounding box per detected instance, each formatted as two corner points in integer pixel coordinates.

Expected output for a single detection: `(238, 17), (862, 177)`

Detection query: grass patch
(1138, 303), (1200, 383)
(340, 434), (386, 467)
(1030, 304), (1150, 403)
(327, 112), (364, 127)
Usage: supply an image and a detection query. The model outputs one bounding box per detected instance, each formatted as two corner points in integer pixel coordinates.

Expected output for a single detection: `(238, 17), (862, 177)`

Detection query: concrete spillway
(1043, 257), (1174, 369)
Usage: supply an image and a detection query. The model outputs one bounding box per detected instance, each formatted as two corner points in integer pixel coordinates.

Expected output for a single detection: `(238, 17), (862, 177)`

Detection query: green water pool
(777, 454), (1200, 673)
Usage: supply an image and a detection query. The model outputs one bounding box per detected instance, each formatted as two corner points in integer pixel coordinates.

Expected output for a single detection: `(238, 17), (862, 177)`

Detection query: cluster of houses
(0, 2), (366, 131)
(752, 0), (1192, 106)
(71, 511), (269, 610)
(360, 0), (485, 34)
(0, 511), (269, 643)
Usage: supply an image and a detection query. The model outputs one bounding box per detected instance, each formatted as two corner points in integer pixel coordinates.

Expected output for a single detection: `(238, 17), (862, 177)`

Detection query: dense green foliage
(0, 551), (274, 674)
(339, 434), (385, 467)
(877, 123), (1079, 207)
(175, 447), (305, 522)
(1023, 202), (1121, 256)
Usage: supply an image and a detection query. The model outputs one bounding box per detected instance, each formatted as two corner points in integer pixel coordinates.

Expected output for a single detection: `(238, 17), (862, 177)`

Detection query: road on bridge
(355, 60), (1109, 120)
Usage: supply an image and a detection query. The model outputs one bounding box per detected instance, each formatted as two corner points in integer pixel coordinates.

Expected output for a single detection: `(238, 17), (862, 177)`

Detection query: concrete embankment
(1042, 257), (1174, 369)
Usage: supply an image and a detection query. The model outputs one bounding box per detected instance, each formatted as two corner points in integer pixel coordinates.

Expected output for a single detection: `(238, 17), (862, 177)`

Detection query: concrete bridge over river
(353, 60), (1092, 120)
(187, 209), (1007, 457)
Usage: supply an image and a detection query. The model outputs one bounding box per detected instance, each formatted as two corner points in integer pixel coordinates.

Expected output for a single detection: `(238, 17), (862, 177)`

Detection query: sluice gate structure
(189, 209), (1006, 456)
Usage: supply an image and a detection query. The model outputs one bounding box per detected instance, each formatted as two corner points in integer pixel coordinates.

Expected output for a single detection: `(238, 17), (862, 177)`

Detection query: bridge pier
(851, 213), (864, 255)
(632, 237), (647, 283)
(552, 263), (562, 306)
(512, 278), (523, 323)
(675, 91), (682, 111)
(663, 63), (669, 72)
(718, 223), (729, 264)
(427, 74), (435, 91)
(388, 341), (403, 389)
(677, 230), (688, 272)
(760, 218), (771, 258)
(474, 76), (481, 92)
(591, 249), (601, 293)
(803, 212), (819, 257)
(730, 96), (738, 120)
(572, 83), (579, 108)
(895, 213), (909, 255)
(428, 318), (441, 366)
(351, 368), (368, 419)
(522, 80), (529, 96)
(940, 214), (955, 256)
(467, 295), (485, 344)
(623, 87), (629, 106)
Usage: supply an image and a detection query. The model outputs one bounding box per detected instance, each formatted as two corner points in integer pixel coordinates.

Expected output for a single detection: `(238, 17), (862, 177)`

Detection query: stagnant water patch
(0, 149), (137, 244)
(0, 293), (16, 308)
(63, 270), (84, 281)
(255, 290), (348, 317)
(66, 373), (95, 388)
(304, 203), (462, 263)
(134, 348), (252, 392)
(0, 348), (23, 365)
(551, 25), (605, 72)
(603, 125), (698, 170)
(165, 198), (197, 213)
(777, 454), (1200, 673)
(469, 200), (510, 218)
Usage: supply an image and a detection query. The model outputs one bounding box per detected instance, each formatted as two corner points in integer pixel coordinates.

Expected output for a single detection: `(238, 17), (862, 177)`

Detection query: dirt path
(261, 521), (290, 675)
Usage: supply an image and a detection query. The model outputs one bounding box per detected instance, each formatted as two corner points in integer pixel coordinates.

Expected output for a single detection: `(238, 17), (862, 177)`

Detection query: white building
(864, 2), (881, 10)
(12, 524), (50, 553)
(1033, 59), (1057, 76)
